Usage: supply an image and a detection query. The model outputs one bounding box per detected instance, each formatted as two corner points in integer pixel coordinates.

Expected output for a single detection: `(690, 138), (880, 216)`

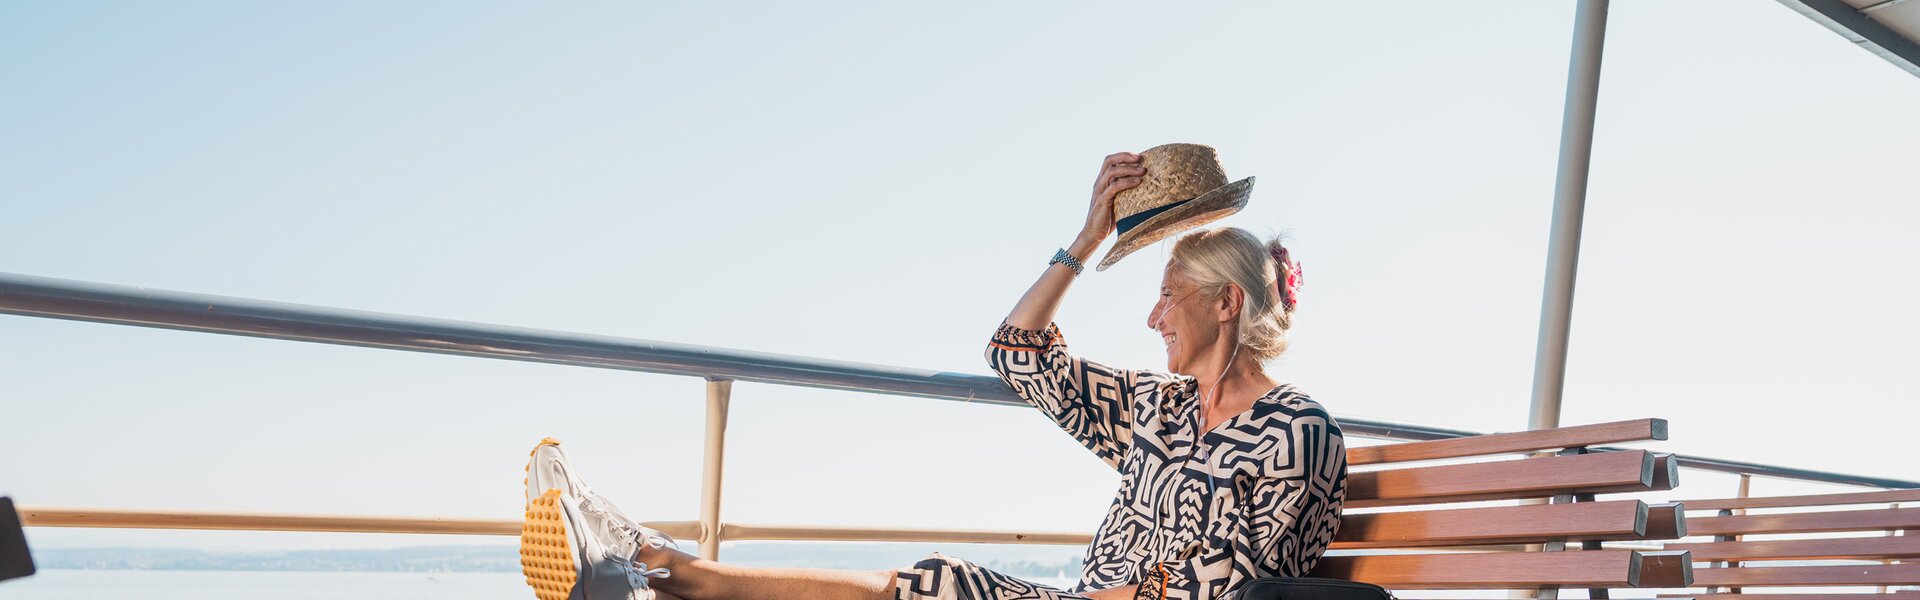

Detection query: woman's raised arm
(985, 152), (1157, 472)
(1002, 151), (1143, 329)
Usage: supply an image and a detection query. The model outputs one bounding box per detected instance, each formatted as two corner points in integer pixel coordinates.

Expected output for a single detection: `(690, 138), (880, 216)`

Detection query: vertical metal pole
(1520, 16), (1612, 597)
(699, 378), (733, 561)
(1721, 473), (1754, 594)
(1528, 0), (1611, 432)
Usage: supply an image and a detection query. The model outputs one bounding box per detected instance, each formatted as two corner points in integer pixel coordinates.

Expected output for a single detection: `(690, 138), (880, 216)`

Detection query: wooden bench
(1653, 488), (1920, 600)
(1297, 418), (1692, 598)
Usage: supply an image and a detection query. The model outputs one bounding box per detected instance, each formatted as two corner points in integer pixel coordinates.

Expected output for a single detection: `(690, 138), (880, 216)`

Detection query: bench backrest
(1662, 489), (1920, 595)
(1309, 418), (1691, 595)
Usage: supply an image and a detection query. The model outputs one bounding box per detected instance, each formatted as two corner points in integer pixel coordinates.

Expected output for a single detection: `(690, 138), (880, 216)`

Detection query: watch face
(0, 497), (34, 583)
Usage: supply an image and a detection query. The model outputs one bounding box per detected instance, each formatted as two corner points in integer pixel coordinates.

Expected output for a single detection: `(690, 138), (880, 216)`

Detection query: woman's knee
(894, 552), (971, 598)
(908, 553), (969, 572)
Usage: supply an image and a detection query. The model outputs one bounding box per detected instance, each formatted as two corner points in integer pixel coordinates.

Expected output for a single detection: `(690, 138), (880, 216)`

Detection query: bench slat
(1653, 454), (1680, 491)
(1346, 419), (1668, 466)
(1348, 450), (1654, 508)
(1646, 503), (1688, 540)
(1681, 489), (1920, 511)
(1670, 536), (1920, 561)
(1693, 563), (1920, 587)
(1636, 550), (1695, 588)
(1308, 549), (1644, 589)
(1688, 507), (1920, 536)
(1586, 453), (1679, 494)
(1332, 500), (1647, 548)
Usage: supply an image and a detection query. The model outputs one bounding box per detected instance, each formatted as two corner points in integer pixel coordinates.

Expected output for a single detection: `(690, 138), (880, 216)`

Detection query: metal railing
(5, 271), (1916, 559)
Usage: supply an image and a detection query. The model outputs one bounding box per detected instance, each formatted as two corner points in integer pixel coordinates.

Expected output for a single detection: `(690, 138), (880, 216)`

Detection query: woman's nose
(1148, 299), (1173, 330)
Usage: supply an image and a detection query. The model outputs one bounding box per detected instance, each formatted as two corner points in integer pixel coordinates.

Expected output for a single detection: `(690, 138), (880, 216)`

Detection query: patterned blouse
(986, 321), (1348, 599)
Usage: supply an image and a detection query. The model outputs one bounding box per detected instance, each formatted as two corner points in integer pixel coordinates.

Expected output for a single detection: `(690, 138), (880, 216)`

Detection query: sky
(2, 1), (1917, 554)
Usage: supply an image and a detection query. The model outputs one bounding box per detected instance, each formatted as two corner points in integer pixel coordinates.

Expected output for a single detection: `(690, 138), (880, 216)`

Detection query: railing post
(1717, 473), (1752, 594)
(699, 378), (733, 561)
(1733, 474), (1752, 526)
(1880, 501), (1901, 594)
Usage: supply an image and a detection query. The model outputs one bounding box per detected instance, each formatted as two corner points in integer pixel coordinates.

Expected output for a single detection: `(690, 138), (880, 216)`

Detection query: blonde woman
(519, 150), (1347, 600)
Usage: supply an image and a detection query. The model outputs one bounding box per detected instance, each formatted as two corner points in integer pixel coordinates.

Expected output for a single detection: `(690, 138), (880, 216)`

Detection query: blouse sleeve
(985, 320), (1167, 471)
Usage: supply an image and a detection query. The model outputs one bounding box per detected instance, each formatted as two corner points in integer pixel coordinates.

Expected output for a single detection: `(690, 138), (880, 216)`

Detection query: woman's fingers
(1096, 154), (1142, 185)
(1099, 175), (1144, 202)
(1095, 173), (1144, 206)
(1082, 152), (1143, 239)
(1095, 165), (1145, 193)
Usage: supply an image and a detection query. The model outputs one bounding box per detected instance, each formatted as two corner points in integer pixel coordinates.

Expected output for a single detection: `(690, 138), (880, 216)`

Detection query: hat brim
(1095, 176), (1254, 271)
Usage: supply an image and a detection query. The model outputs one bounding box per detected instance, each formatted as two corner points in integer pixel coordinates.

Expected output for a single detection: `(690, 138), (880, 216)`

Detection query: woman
(519, 151), (1348, 600)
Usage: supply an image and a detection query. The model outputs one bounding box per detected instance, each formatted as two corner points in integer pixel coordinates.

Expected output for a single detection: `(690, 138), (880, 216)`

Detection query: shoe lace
(627, 562), (672, 589)
(579, 494), (675, 584)
(582, 495), (674, 547)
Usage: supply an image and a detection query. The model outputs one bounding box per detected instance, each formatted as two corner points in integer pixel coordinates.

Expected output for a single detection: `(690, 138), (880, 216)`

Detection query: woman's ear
(1217, 283), (1244, 323)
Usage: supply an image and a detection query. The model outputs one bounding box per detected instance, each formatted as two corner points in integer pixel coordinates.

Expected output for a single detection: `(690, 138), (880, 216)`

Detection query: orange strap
(1156, 562), (1170, 599)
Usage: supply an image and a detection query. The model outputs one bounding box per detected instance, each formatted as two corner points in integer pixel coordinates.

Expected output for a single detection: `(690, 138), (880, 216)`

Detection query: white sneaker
(521, 438), (675, 600)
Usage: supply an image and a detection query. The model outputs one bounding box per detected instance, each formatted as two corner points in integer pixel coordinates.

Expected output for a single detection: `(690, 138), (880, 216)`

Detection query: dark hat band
(1115, 198), (1193, 237)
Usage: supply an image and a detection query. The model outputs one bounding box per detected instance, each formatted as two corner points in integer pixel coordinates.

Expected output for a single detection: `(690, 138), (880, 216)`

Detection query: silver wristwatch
(1050, 248), (1086, 276)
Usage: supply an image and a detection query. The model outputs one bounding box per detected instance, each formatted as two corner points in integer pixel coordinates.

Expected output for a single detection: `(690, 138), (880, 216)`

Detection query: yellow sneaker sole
(523, 437), (563, 490)
(521, 488), (578, 600)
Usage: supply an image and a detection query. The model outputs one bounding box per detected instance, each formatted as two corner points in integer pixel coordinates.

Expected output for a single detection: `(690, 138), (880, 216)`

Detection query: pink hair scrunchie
(1272, 246), (1303, 310)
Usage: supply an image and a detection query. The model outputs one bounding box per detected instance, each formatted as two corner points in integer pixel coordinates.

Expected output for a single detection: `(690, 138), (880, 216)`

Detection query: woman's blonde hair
(1167, 227), (1297, 361)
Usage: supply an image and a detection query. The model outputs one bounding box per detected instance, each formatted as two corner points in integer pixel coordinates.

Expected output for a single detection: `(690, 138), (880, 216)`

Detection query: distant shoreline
(6, 569), (1085, 600)
(28, 543), (1084, 578)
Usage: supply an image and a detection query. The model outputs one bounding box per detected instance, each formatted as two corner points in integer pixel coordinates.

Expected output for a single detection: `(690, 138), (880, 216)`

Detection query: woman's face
(1148, 264), (1221, 375)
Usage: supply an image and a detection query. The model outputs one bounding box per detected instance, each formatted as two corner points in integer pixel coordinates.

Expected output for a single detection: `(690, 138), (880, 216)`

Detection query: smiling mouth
(1162, 333), (1177, 347)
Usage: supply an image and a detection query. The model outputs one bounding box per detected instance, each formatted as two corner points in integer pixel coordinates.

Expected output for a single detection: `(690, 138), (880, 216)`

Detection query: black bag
(1234, 577), (1395, 600)
(0, 497), (35, 583)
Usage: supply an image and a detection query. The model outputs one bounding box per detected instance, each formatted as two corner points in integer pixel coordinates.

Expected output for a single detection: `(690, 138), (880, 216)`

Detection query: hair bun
(1271, 244), (1302, 311)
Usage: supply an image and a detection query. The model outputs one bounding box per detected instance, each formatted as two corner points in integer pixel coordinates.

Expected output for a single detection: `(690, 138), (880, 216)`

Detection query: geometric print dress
(892, 321), (1347, 600)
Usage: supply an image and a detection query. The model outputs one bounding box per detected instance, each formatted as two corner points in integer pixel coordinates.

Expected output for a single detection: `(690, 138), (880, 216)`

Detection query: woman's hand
(1080, 151), (1145, 244)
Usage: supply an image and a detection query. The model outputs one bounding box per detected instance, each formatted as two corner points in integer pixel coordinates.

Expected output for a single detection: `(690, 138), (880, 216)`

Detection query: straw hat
(1096, 143), (1255, 271)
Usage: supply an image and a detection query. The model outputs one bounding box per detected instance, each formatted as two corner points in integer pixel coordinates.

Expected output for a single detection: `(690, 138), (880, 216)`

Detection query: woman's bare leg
(633, 544), (1130, 600)
(637, 543), (895, 600)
